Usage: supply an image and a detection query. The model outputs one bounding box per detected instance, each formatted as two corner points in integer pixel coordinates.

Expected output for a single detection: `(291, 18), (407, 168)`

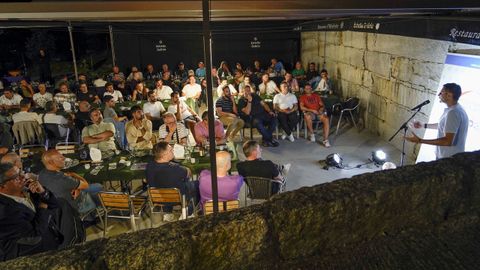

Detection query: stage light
(371, 150), (387, 165)
(326, 153), (343, 169)
(382, 162), (397, 170)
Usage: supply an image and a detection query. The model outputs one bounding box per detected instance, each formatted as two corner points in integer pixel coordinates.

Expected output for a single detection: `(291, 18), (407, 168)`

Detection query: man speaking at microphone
(406, 83), (469, 160)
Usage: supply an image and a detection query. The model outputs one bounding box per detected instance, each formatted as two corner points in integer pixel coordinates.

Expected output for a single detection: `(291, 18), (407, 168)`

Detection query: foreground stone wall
(2, 151), (480, 269)
(302, 31), (480, 162)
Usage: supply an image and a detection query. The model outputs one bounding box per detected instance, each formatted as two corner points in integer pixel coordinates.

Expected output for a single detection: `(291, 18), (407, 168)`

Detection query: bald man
(0, 152), (22, 169)
(38, 150), (90, 210)
(198, 151), (243, 206)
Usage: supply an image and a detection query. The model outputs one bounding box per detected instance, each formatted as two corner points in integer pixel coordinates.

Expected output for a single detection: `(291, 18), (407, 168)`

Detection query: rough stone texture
(302, 31), (480, 162)
(2, 151), (480, 269)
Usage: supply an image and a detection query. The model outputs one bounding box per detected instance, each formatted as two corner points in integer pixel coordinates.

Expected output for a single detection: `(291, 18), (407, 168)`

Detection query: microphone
(411, 100), (430, 111)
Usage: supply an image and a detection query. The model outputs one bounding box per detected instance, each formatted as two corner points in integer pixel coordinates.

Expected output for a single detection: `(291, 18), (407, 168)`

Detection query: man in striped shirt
(215, 86), (244, 142)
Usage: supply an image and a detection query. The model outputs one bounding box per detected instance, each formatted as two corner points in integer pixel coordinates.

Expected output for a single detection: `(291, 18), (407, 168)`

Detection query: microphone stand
(388, 107), (423, 167)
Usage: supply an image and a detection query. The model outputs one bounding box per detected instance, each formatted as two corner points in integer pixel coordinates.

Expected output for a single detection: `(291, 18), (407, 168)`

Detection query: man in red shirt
(299, 84), (331, 147)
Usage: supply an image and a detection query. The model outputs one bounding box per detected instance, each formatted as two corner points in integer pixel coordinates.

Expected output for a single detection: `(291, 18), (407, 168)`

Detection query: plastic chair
(98, 191), (147, 237)
(243, 177), (283, 206)
(203, 200), (239, 215)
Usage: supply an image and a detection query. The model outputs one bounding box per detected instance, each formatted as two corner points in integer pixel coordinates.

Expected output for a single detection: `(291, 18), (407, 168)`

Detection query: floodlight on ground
(371, 150), (387, 165)
(326, 153), (343, 169)
(382, 162), (397, 170)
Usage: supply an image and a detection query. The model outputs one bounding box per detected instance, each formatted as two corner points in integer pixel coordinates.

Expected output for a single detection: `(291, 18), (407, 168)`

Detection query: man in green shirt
(81, 108), (117, 152)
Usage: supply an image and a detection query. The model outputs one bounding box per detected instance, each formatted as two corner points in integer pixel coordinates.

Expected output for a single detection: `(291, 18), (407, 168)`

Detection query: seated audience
(216, 80), (237, 98)
(168, 92), (200, 137)
(42, 101), (71, 137)
(194, 111), (226, 146)
(237, 140), (288, 193)
(195, 61), (206, 79)
(153, 78), (173, 100)
(292, 61), (307, 83)
(314, 69), (334, 94)
(144, 64), (161, 83)
(238, 85), (279, 147)
(199, 151), (243, 206)
(181, 75), (202, 101)
(131, 82), (147, 101)
(161, 70), (179, 92)
(126, 105), (153, 150)
(299, 84), (331, 147)
(306, 62), (320, 88)
(106, 65), (125, 86)
(215, 85), (244, 141)
(0, 123), (13, 155)
(75, 101), (91, 132)
(143, 90), (165, 130)
(76, 82), (100, 104)
(158, 112), (188, 145)
(126, 66), (143, 81)
(82, 108), (117, 152)
(103, 95), (127, 123)
(12, 99), (42, 124)
(284, 72), (300, 93)
(19, 79), (34, 99)
(0, 163), (61, 261)
(0, 88), (22, 111)
(258, 73), (280, 95)
(273, 82), (298, 142)
(103, 82), (123, 103)
(174, 62), (188, 84)
(218, 61), (232, 80)
(39, 149), (95, 211)
(54, 82), (76, 105)
(238, 76), (256, 95)
(0, 152), (23, 170)
(32, 83), (53, 109)
(270, 58), (285, 75)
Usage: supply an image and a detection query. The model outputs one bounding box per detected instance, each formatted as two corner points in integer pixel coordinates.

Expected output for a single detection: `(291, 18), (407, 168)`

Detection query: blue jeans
(250, 113), (276, 141)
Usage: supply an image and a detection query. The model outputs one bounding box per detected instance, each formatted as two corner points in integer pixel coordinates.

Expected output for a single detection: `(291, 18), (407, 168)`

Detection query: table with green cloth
(68, 144), (238, 191)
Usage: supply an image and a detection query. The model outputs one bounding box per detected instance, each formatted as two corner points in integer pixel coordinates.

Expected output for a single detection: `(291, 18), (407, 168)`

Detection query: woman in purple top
(198, 151), (243, 206)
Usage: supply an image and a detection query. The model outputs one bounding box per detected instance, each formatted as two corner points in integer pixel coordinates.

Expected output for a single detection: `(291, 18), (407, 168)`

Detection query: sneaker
(262, 140), (272, 147)
(283, 163), (291, 175)
(270, 140), (280, 147)
(309, 134), (316, 142)
(288, 134), (295, 142)
(323, 140), (331, 148)
(281, 133), (287, 140)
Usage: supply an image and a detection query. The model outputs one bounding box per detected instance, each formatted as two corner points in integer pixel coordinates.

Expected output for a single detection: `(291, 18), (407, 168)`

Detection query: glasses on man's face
(4, 172), (25, 183)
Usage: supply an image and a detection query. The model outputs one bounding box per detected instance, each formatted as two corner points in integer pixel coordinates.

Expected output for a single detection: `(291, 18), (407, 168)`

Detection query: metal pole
(67, 22), (79, 82)
(202, 0), (219, 213)
(109, 25), (117, 67)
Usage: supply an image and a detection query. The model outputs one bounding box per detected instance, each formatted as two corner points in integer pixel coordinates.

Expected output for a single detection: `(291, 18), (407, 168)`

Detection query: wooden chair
(203, 200), (239, 215)
(55, 142), (80, 155)
(18, 144), (46, 158)
(244, 177), (283, 206)
(147, 187), (185, 225)
(97, 191), (147, 237)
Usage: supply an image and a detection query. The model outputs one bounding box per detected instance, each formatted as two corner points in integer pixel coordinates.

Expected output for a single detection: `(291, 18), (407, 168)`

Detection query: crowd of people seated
(0, 58), (335, 261)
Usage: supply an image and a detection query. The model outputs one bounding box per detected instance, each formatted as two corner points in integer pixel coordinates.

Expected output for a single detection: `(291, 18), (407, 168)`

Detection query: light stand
(388, 107), (422, 167)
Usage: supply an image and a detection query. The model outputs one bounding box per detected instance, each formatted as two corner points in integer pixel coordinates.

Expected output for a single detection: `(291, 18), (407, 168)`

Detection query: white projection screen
(416, 52), (480, 163)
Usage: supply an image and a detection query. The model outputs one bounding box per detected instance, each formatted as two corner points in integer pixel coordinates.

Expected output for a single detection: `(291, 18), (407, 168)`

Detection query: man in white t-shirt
(143, 90), (166, 130)
(42, 101), (70, 137)
(153, 79), (173, 100)
(32, 83), (53, 109)
(168, 92), (200, 138)
(103, 82), (123, 103)
(181, 75), (202, 100)
(273, 82), (298, 142)
(12, 99), (42, 124)
(258, 73), (280, 95)
(0, 89), (23, 110)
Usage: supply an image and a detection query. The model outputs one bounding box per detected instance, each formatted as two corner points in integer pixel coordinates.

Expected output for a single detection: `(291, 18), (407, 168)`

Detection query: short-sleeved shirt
(39, 169), (80, 209)
(258, 80), (278, 95)
(125, 118), (153, 150)
(182, 84), (202, 99)
(0, 94), (22, 106)
(238, 94), (265, 117)
(198, 170), (243, 206)
(292, 68), (306, 77)
(194, 120), (225, 144)
(33, 92), (53, 108)
(168, 101), (193, 120)
(237, 159), (280, 179)
(154, 86), (173, 100)
(436, 104), (469, 159)
(103, 107), (117, 120)
(103, 90), (123, 102)
(273, 92), (298, 110)
(215, 96), (234, 114)
(143, 101), (165, 119)
(158, 122), (188, 144)
(77, 90), (97, 103)
(54, 92), (76, 104)
(146, 161), (189, 194)
(299, 93), (323, 111)
(43, 113), (69, 137)
(81, 121), (116, 152)
(12, 111), (42, 124)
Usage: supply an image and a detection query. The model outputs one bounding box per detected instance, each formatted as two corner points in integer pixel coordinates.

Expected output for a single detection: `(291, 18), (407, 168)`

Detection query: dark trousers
(247, 113), (276, 141)
(277, 112), (298, 136)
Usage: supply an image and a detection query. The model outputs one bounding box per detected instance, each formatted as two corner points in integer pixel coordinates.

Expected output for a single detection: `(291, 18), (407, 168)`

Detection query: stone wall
(301, 31), (480, 162)
(2, 151), (480, 269)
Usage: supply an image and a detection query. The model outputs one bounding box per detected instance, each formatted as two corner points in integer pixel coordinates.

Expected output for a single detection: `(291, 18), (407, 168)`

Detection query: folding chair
(243, 177), (283, 206)
(98, 191), (147, 237)
(147, 187), (186, 226)
(330, 97), (360, 136)
(203, 200), (239, 215)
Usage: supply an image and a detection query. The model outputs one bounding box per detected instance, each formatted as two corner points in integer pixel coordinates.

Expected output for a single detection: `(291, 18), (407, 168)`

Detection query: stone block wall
(2, 151), (480, 269)
(301, 31), (480, 162)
